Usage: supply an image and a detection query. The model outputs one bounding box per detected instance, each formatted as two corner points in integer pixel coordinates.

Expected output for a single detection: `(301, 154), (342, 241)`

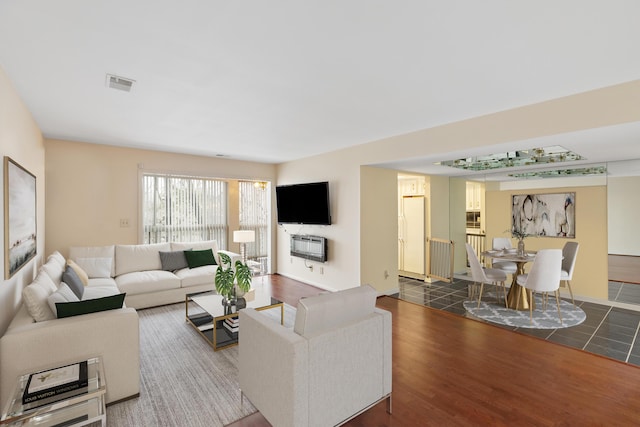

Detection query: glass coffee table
(185, 286), (284, 351)
(1, 357), (106, 427)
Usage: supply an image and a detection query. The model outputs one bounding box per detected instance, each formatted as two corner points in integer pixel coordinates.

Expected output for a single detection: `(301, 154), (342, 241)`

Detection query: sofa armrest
(0, 306), (140, 405)
(239, 308), (309, 427)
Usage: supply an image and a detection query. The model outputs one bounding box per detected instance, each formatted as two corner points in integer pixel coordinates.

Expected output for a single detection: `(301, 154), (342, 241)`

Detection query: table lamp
(233, 230), (255, 264)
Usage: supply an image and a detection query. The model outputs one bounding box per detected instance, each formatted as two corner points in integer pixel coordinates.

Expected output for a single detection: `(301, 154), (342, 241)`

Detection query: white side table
(0, 357), (106, 427)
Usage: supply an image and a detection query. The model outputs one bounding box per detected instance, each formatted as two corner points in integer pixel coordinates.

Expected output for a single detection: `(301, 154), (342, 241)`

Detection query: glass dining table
(481, 249), (537, 310)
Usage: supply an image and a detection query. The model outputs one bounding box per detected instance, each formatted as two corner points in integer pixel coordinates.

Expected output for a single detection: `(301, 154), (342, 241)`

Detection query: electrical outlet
(120, 218), (130, 227)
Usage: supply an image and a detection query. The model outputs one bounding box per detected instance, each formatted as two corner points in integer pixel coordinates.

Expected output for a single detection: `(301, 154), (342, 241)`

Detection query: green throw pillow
(55, 293), (126, 319)
(184, 249), (217, 268)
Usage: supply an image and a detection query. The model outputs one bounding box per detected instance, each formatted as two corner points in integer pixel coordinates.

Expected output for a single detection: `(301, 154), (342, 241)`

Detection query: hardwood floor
(609, 254), (640, 284)
(229, 275), (640, 426)
(253, 273), (325, 307)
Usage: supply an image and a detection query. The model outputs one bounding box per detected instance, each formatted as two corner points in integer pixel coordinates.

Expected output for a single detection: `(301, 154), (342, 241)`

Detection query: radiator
(427, 238), (455, 283)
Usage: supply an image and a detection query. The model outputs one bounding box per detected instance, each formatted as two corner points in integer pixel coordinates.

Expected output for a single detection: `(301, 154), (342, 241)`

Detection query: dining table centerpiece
(509, 229), (529, 256)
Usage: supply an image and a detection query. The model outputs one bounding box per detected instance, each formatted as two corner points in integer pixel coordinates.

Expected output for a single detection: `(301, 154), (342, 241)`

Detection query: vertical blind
(142, 174), (228, 247)
(238, 181), (269, 268)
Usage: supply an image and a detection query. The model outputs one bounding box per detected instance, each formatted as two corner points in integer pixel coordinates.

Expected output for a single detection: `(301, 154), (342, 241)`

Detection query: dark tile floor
(396, 276), (640, 367)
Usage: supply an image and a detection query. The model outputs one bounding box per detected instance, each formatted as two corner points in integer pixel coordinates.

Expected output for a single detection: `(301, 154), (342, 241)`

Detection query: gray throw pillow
(159, 250), (190, 271)
(62, 265), (84, 299)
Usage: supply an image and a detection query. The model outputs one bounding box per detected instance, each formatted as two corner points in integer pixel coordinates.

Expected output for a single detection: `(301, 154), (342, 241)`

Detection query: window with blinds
(142, 174), (228, 246)
(239, 181), (269, 267)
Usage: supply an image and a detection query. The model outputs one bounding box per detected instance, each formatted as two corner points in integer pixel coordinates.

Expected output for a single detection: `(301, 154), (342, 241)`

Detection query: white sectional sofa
(0, 239), (238, 407)
(69, 240), (240, 309)
(0, 251), (139, 407)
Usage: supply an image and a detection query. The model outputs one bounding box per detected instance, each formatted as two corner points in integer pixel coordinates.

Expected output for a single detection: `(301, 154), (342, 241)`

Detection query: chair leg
(528, 289), (533, 324)
(477, 283), (485, 308)
(386, 393), (392, 414)
(502, 282), (508, 307)
(555, 290), (563, 325)
(565, 280), (575, 306)
(470, 281), (478, 300)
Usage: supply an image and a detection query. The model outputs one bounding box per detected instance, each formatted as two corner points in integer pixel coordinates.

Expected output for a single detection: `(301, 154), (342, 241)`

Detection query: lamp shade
(233, 230), (255, 243)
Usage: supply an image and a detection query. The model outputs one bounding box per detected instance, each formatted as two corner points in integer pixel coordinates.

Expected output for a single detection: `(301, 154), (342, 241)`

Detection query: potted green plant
(215, 252), (252, 308)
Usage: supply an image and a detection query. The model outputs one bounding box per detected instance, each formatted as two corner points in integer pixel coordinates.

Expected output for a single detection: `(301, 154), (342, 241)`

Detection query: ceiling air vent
(106, 74), (135, 92)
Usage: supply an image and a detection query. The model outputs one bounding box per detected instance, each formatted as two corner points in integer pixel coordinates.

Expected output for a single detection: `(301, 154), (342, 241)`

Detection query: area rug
(463, 293), (586, 329)
(106, 301), (296, 427)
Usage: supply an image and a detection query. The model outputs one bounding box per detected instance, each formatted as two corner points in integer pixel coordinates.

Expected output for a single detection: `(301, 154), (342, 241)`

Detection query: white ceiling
(1, 1), (640, 175)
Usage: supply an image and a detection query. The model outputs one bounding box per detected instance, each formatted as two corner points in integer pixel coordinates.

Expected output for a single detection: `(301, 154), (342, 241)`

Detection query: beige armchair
(239, 285), (392, 427)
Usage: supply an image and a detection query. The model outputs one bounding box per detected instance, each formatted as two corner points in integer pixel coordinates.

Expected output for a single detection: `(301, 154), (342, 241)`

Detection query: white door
(400, 196), (425, 275)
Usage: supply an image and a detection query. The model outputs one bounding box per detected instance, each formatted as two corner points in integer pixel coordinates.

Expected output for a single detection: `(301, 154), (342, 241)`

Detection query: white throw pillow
(75, 257), (113, 278)
(69, 245), (115, 276)
(47, 283), (80, 316)
(40, 260), (65, 287)
(47, 251), (66, 268)
(22, 273), (57, 322)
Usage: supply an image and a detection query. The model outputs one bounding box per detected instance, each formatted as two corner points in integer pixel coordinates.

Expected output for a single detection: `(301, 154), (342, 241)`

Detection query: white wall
(0, 67), (45, 336)
(276, 149), (362, 291)
(608, 176), (640, 256)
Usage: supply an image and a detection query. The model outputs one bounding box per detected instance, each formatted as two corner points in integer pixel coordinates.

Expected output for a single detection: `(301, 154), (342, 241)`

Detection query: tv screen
(276, 181), (331, 225)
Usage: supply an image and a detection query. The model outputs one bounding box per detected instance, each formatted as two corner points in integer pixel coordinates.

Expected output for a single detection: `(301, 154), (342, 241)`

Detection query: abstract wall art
(512, 192), (575, 238)
(4, 157), (37, 279)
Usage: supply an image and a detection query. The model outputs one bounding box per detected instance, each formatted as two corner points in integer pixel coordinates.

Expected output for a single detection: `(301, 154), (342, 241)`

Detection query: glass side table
(1, 357), (106, 427)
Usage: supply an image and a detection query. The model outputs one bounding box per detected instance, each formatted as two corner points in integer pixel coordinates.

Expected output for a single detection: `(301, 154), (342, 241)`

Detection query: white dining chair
(465, 243), (508, 308)
(491, 237), (517, 275)
(516, 249), (563, 324)
(561, 242), (579, 306)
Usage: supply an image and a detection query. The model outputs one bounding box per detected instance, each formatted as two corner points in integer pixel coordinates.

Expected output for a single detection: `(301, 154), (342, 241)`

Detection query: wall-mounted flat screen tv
(276, 181), (331, 225)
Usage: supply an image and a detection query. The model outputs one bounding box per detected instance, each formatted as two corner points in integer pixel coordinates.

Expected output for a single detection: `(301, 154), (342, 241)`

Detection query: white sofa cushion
(75, 257), (113, 278)
(115, 270), (180, 295)
(47, 251), (66, 268)
(40, 258), (65, 285)
(115, 243), (170, 276)
(22, 272), (57, 322)
(171, 240), (220, 265)
(293, 285), (377, 338)
(174, 265), (217, 288)
(87, 277), (118, 287)
(70, 245), (116, 277)
(47, 283), (80, 315)
(83, 286), (122, 300)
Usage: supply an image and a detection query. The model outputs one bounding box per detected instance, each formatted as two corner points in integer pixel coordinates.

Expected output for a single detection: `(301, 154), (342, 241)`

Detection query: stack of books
(22, 361), (88, 406)
(223, 316), (239, 334)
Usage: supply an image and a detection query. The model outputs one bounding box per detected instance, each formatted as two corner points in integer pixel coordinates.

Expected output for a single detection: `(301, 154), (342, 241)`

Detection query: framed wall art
(4, 157), (37, 279)
(511, 192), (575, 238)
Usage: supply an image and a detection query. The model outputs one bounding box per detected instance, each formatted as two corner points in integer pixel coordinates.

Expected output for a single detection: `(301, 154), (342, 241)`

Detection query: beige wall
(45, 139), (277, 262)
(361, 166), (398, 293)
(608, 176), (640, 256)
(0, 67), (45, 335)
(485, 185), (608, 300)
